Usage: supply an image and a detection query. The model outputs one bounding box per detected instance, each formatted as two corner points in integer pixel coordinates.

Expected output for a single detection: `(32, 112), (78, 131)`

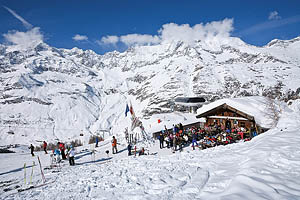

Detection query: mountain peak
(266, 36), (300, 47)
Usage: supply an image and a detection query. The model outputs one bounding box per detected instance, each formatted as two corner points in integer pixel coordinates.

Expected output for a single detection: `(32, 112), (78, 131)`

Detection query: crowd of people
(28, 141), (77, 166)
(27, 122), (255, 167)
(157, 123), (258, 152)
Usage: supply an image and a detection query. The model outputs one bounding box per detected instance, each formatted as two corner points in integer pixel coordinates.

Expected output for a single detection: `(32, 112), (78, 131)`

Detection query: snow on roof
(196, 96), (276, 129)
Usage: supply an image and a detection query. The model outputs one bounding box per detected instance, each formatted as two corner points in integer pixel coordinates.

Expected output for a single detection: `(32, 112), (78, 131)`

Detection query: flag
(125, 103), (130, 117)
(130, 105), (134, 115)
(129, 104), (135, 118)
(158, 119), (161, 123)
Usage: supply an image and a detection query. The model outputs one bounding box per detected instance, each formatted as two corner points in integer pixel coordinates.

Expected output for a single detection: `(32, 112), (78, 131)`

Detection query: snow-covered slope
(0, 36), (300, 145)
(1, 100), (300, 200)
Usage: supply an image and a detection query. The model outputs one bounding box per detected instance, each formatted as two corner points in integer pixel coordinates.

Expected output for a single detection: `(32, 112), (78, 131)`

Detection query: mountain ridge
(0, 36), (300, 145)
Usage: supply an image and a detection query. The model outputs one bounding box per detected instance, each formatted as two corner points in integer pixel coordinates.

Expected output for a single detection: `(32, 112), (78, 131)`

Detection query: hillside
(0, 36), (300, 145)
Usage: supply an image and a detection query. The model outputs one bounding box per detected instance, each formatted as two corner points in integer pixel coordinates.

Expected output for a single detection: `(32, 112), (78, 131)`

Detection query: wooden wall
(205, 110), (255, 130)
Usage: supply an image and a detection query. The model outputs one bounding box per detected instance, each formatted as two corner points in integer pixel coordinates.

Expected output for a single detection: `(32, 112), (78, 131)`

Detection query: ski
(23, 163), (26, 186)
(4, 180), (55, 198)
(30, 161), (35, 185)
(98, 160), (112, 165)
(17, 180), (55, 192)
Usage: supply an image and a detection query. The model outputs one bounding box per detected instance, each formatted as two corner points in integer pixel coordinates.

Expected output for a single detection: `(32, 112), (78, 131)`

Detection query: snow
(1, 99), (300, 200)
(1, 35), (300, 146)
(1, 34), (300, 199)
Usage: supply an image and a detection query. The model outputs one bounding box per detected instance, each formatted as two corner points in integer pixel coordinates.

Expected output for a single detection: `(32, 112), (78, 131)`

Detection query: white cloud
(269, 11), (281, 20)
(3, 27), (43, 49)
(98, 18), (234, 47)
(3, 6), (33, 29)
(239, 15), (300, 36)
(99, 35), (119, 45)
(159, 19), (233, 45)
(72, 34), (88, 41)
(120, 34), (160, 46)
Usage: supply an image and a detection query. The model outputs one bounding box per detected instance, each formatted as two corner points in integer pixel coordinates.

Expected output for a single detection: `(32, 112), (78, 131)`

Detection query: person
(164, 125), (168, 134)
(183, 134), (189, 145)
(172, 135), (177, 152)
(178, 136), (184, 152)
(43, 141), (48, 154)
(139, 147), (145, 156)
(95, 136), (99, 148)
(124, 128), (129, 143)
(179, 123), (183, 132)
(53, 148), (61, 163)
(159, 132), (164, 149)
(111, 136), (117, 154)
(165, 135), (170, 148)
(127, 143), (132, 156)
(192, 133), (198, 150)
(58, 142), (66, 160)
(29, 144), (34, 156)
(68, 146), (76, 166)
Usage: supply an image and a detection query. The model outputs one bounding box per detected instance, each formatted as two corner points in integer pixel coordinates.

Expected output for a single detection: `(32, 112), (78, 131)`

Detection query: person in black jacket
(159, 132), (164, 149)
(127, 143), (132, 156)
(29, 144), (34, 156)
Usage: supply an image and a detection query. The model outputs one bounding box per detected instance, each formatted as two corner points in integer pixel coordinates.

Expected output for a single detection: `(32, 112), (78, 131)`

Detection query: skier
(68, 145), (76, 166)
(139, 147), (145, 156)
(29, 144), (35, 156)
(58, 142), (66, 160)
(172, 135), (177, 152)
(53, 148), (61, 163)
(111, 136), (118, 154)
(192, 133), (199, 150)
(159, 132), (164, 149)
(95, 136), (99, 148)
(43, 141), (47, 154)
(127, 143), (132, 156)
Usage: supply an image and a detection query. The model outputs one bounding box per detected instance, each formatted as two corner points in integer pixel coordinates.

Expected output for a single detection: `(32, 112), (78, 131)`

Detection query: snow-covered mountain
(1, 36), (300, 145)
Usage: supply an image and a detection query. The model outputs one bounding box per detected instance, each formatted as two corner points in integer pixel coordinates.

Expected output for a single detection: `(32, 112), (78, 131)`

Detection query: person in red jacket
(111, 136), (118, 154)
(43, 141), (47, 154)
(58, 142), (67, 160)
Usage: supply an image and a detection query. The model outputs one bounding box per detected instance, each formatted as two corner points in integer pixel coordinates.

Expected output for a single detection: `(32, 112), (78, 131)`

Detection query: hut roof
(196, 96), (277, 129)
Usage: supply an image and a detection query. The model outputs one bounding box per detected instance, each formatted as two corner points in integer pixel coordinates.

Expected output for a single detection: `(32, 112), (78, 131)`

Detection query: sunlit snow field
(1, 99), (300, 200)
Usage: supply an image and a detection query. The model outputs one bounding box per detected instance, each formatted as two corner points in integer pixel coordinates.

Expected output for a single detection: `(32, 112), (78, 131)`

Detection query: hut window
(240, 122), (245, 127)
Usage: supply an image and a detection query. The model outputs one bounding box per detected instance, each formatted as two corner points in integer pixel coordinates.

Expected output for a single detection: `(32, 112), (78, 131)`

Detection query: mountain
(1, 36), (300, 145)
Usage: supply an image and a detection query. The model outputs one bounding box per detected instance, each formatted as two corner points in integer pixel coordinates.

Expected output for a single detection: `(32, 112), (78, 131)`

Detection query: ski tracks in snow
(6, 155), (211, 200)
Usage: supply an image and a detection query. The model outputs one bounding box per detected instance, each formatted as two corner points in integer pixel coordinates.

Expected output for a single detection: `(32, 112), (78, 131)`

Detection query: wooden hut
(196, 97), (273, 134)
(196, 103), (257, 130)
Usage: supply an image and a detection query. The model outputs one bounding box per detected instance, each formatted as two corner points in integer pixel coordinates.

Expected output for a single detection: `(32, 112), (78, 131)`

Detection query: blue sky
(0, 0), (300, 54)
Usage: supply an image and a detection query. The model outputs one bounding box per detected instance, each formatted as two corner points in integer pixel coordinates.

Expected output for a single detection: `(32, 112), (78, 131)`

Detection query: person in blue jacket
(95, 136), (99, 147)
(192, 133), (198, 150)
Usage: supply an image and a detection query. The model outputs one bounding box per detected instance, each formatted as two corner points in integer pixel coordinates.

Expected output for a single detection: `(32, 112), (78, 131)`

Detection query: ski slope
(1, 99), (300, 200)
